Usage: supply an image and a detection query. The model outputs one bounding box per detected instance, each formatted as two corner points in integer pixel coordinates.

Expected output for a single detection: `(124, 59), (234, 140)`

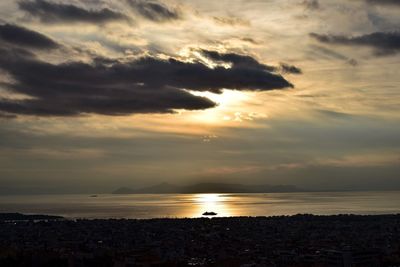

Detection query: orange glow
(182, 194), (236, 218)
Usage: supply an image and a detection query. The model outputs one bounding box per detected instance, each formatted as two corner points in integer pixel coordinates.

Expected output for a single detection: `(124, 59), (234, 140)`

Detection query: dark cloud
(0, 48), (293, 117)
(279, 63), (302, 74)
(200, 50), (276, 72)
(127, 0), (179, 22)
(200, 50), (302, 75)
(18, 0), (128, 23)
(310, 31), (400, 55)
(364, 0), (400, 6)
(0, 23), (59, 49)
(300, 0), (320, 10)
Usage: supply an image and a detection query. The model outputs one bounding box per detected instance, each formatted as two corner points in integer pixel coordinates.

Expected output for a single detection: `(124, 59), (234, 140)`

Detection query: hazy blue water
(0, 191), (399, 219)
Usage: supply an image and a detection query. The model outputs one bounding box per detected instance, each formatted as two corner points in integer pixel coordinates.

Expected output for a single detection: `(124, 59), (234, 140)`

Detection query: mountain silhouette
(113, 182), (302, 194)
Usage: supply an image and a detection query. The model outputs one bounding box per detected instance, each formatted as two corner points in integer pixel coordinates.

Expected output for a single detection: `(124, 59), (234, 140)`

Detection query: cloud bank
(0, 28), (294, 117)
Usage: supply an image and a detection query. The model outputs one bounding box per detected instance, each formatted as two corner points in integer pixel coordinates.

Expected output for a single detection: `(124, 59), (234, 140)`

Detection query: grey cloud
(279, 63), (302, 74)
(127, 0), (179, 22)
(0, 112), (17, 119)
(347, 58), (358, 66)
(0, 23), (59, 49)
(18, 0), (128, 24)
(313, 46), (348, 60)
(240, 37), (260, 45)
(315, 109), (352, 119)
(364, 0), (400, 6)
(307, 45), (358, 66)
(300, 0), (320, 10)
(212, 16), (250, 27)
(0, 48), (293, 117)
(310, 31), (400, 55)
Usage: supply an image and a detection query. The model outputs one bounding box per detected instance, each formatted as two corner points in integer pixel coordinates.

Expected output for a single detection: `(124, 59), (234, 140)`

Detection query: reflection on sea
(0, 191), (400, 219)
(183, 194), (235, 218)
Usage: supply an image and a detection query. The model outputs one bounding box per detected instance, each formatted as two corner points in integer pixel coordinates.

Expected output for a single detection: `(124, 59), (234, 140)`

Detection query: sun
(183, 90), (253, 124)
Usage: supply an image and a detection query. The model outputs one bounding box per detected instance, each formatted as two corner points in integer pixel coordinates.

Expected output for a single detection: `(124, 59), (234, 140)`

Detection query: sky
(0, 0), (399, 194)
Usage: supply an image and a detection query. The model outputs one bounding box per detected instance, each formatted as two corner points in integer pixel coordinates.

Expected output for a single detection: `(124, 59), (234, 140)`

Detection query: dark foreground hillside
(1, 214), (400, 267)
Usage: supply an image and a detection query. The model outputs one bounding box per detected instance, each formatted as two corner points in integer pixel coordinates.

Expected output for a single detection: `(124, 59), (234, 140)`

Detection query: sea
(0, 191), (399, 219)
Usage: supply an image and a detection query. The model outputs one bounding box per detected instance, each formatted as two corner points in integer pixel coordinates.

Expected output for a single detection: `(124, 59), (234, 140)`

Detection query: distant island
(113, 182), (302, 194)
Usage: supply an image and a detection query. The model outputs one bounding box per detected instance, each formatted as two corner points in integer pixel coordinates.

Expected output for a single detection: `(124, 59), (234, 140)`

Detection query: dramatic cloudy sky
(0, 0), (399, 194)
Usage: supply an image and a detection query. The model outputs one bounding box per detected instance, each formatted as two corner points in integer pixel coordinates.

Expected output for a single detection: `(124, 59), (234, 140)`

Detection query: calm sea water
(0, 191), (399, 219)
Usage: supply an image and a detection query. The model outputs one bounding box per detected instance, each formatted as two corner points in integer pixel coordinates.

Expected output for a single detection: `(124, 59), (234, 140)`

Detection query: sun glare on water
(189, 193), (234, 217)
(199, 193), (220, 204)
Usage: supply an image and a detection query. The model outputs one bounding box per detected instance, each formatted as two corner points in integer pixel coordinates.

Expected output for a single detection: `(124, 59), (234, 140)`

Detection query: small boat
(202, 211), (217, 216)
(89, 195), (98, 197)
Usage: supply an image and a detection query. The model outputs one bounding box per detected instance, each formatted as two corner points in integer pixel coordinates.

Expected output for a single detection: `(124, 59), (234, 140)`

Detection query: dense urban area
(1, 214), (400, 267)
